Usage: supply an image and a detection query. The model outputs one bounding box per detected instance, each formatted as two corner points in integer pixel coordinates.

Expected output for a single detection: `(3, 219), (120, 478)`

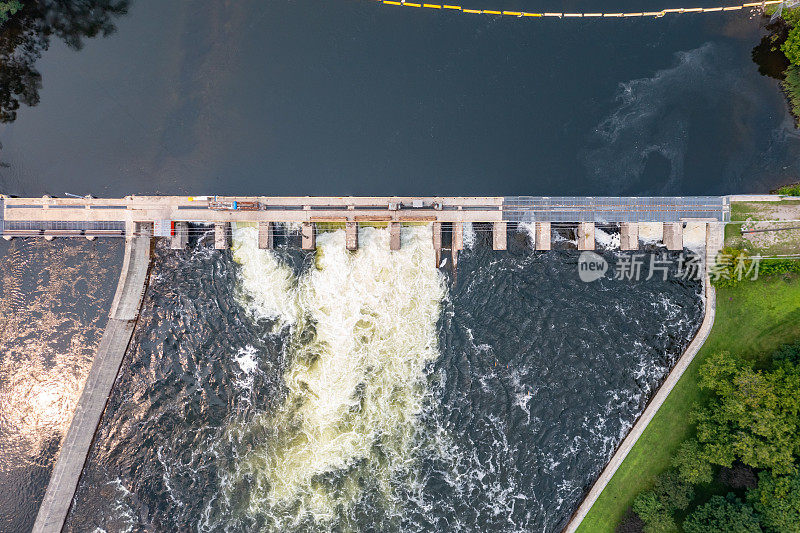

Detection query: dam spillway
(6, 194), (735, 532)
(0, 195), (728, 254)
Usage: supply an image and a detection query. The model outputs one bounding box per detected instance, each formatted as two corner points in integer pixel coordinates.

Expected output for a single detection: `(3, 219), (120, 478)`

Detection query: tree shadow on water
(0, 0), (129, 123)
(751, 21), (791, 80)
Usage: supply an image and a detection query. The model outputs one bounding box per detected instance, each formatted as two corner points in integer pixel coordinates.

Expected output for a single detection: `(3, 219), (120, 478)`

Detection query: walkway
(32, 233), (152, 533)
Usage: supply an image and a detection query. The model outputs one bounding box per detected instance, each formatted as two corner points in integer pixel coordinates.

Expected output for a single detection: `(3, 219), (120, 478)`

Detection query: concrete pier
(683, 220), (708, 249)
(390, 222), (401, 251)
(577, 222), (595, 251)
(214, 222), (229, 250)
(451, 222), (463, 269)
(170, 222), (188, 250)
(535, 222), (551, 251)
(433, 222), (442, 264)
(346, 221), (358, 251)
(620, 223), (639, 251)
(302, 222), (315, 250)
(33, 232), (152, 533)
(639, 222), (663, 243)
(452, 222), (464, 251)
(258, 221), (273, 250)
(663, 222), (683, 251)
(492, 221), (507, 251)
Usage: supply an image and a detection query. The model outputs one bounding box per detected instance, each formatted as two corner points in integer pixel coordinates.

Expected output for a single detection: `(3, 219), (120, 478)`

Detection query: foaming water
(223, 225), (446, 528)
(66, 231), (703, 533)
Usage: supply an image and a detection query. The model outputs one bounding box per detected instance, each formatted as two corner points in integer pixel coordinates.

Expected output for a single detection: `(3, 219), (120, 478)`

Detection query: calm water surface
(0, 0), (797, 196)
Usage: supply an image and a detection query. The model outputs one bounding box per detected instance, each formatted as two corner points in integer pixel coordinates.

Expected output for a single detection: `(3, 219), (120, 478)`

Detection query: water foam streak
(227, 224), (446, 528)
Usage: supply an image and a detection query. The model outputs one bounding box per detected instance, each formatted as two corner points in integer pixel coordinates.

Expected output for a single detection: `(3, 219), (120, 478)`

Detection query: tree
(783, 26), (800, 66)
(632, 470), (694, 533)
(0, 1), (22, 23)
(651, 470), (694, 511)
(683, 494), (762, 533)
(616, 508), (645, 533)
(632, 492), (676, 533)
(772, 341), (800, 367)
(673, 439), (714, 484)
(688, 351), (800, 475)
(747, 471), (800, 533)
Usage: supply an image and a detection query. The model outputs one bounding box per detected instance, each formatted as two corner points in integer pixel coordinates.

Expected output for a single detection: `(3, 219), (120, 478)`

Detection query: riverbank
(576, 272), (800, 532)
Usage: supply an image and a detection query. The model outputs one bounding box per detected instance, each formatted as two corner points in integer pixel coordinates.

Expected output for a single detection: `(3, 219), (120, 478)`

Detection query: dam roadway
(2, 194), (731, 532)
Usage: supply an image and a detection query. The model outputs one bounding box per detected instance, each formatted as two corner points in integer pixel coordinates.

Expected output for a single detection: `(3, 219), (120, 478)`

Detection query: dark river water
(0, 0), (788, 531)
(56, 227), (699, 533)
(0, 0), (798, 196)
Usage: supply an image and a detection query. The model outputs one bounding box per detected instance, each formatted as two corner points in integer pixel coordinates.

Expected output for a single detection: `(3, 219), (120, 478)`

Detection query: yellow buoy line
(374, 0), (781, 18)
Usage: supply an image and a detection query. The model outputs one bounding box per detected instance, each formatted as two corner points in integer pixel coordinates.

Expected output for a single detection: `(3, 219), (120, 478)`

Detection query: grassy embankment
(578, 202), (800, 532)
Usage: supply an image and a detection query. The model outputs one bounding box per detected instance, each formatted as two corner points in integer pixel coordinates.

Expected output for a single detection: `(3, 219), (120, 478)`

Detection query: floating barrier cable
(372, 0), (782, 18)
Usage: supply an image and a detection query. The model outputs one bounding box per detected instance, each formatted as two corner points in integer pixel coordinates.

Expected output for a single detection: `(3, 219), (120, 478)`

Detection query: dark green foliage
(616, 508), (645, 533)
(683, 494), (762, 533)
(632, 492), (676, 533)
(651, 471), (694, 511)
(689, 351), (800, 475)
(0, 1), (22, 23)
(632, 470), (694, 532)
(784, 25), (800, 66)
(718, 463), (758, 490)
(747, 471), (800, 533)
(782, 67), (800, 127)
(673, 439), (714, 484)
(772, 340), (800, 367)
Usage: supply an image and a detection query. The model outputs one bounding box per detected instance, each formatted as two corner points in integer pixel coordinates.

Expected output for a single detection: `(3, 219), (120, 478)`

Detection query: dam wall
(32, 230), (152, 533)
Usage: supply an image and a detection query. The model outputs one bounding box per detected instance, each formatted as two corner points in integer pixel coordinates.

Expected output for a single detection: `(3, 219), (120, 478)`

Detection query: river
(0, 0), (790, 531)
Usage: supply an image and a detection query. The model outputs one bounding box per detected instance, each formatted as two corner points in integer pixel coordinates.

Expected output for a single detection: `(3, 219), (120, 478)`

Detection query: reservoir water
(0, 0), (798, 196)
(0, 0), (787, 530)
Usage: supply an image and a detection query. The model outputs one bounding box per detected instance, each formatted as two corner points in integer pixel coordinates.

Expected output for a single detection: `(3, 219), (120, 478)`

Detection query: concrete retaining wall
(32, 235), (152, 533)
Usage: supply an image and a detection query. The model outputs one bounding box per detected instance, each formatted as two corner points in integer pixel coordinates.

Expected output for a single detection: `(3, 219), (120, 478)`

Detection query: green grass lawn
(577, 273), (800, 533)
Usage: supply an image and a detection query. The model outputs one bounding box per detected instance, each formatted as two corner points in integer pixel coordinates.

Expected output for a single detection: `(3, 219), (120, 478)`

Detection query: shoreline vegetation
(577, 273), (800, 532)
(579, 198), (800, 532)
(760, 5), (800, 125)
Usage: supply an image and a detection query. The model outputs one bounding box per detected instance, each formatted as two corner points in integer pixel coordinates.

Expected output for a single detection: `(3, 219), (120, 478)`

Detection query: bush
(747, 471), (800, 533)
(673, 439), (713, 485)
(616, 508), (646, 533)
(783, 26), (800, 66)
(772, 181), (800, 195)
(711, 248), (800, 288)
(683, 494), (762, 533)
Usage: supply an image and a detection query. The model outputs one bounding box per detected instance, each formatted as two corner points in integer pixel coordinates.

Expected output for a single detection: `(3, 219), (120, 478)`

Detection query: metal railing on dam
(503, 196), (729, 223)
(0, 195), (729, 233)
(0, 195), (731, 260)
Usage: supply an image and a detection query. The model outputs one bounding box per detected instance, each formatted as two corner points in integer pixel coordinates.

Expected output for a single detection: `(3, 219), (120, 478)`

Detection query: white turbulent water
(225, 224), (446, 529)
